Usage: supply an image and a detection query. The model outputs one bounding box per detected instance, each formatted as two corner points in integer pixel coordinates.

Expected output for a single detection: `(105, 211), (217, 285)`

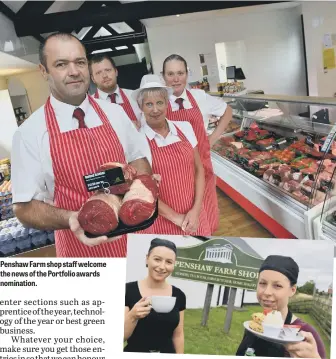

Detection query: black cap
(148, 238), (177, 255)
(259, 255), (299, 285)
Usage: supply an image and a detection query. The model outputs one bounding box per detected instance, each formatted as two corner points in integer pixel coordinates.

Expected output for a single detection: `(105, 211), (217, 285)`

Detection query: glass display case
(210, 93), (336, 239)
(319, 147), (336, 243)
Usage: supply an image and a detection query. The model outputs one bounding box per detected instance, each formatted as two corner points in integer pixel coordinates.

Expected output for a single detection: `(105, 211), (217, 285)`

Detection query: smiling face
(146, 246), (176, 282)
(257, 270), (296, 312)
(141, 90), (168, 127)
(90, 58), (118, 93)
(163, 59), (188, 97)
(39, 36), (90, 106)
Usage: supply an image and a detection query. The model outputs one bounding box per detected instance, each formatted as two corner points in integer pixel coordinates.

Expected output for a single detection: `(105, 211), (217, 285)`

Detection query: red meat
(245, 131), (258, 141)
(257, 137), (275, 146)
(257, 129), (270, 137)
(100, 162), (137, 195)
(235, 130), (245, 138)
(119, 174), (159, 226)
(78, 193), (122, 235)
(280, 171), (291, 182)
(269, 172), (281, 185)
(238, 148), (250, 155)
(313, 191), (326, 205)
(283, 180), (301, 192)
(292, 190), (309, 202)
(263, 169), (275, 181)
(219, 137), (235, 146)
(290, 171), (303, 182)
(279, 164), (292, 173)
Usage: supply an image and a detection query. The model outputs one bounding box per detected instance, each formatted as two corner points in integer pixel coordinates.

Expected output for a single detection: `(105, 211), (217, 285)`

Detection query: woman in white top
(133, 74), (211, 235)
(162, 54), (232, 233)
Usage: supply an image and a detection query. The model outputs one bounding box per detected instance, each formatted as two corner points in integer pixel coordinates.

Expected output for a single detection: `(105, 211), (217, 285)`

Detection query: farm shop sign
(172, 237), (264, 290)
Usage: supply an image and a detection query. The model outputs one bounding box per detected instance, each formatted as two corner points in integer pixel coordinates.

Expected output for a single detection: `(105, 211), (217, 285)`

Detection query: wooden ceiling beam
(88, 47), (136, 59)
(16, 1), (54, 16)
(84, 34), (146, 52)
(13, 1), (285, 37)
(0, 1), (44, 43)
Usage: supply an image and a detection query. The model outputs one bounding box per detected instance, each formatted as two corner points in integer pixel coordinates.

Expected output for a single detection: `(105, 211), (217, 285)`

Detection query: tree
(297, 280), (315, 295)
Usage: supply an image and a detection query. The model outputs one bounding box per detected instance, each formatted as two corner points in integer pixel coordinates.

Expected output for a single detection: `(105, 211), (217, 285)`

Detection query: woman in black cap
(236, 255), (326, 358)
(124, 238), (186, 353)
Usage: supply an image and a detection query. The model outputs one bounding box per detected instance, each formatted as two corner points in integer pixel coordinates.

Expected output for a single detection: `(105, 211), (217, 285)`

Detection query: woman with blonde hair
(133, 74), (211, 236)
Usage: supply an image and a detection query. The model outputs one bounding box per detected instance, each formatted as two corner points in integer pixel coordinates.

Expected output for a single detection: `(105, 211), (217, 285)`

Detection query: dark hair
(259, 255), (299, 286)
(89, 54), (117, 73)
(148, 238), (177, 255)
(39, 32), (87, 70)
(146, 238), (177, 268)
(162, 54), (188, 75)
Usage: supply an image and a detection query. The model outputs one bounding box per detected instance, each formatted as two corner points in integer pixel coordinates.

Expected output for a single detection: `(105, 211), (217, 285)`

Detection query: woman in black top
(124, 238), (186, 353)
(236, 255), (326, 358)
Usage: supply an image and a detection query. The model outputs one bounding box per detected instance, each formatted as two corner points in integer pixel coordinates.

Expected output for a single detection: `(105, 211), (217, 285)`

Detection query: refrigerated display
(210, 94), (336, 239)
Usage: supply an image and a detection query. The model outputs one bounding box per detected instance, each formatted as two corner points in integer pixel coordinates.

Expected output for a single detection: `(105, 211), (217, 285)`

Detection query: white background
(144, 4), (307, 96)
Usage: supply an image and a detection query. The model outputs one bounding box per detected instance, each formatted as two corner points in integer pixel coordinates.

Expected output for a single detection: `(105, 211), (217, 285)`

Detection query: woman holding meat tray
(132, 74), (211, 236)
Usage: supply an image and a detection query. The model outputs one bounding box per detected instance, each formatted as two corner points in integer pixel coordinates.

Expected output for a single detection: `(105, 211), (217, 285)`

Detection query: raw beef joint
(100, 162), (137, 195)
(119, 174), (159, 226)
(78, 193), (122, 235)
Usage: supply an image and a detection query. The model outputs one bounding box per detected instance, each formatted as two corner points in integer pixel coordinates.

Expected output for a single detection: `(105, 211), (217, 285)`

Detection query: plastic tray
(85, 200), (159, 238)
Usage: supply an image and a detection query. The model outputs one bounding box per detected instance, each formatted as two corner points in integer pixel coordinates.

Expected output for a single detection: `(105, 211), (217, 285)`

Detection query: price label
(83, 167), (125, 192)
(321, 123), (336, 152)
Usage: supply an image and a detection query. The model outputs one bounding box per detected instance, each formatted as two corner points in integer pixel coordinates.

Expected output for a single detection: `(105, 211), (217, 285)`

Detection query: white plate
(243, 321), (304, 344)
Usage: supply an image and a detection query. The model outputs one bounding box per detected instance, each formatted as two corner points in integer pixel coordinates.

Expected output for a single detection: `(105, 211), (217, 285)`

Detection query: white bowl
(150, 296), (176, 313)
(262, 324), (282, 338)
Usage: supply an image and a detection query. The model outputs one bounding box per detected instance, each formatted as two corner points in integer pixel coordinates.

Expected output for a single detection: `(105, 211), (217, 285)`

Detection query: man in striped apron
(90, 54), (141, 129)
(11, 32), (152, 258)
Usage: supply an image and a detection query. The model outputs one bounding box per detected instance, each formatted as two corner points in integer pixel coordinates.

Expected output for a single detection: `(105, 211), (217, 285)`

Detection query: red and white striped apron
(166, 90), (219, 233)
(141, 125), (211, 236)
(94, 88), (138, 123)
(45, 95), (127, 257)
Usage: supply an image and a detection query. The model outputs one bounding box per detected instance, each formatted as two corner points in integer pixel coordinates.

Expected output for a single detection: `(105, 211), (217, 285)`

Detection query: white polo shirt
(11, 95), (146, 204)
(138, 118), (198, 166)
(169, 88), (228, 130)
(96, 85), (142, 121)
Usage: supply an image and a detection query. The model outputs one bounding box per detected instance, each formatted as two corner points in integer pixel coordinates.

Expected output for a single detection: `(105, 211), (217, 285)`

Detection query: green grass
(184, 305), (330, 358)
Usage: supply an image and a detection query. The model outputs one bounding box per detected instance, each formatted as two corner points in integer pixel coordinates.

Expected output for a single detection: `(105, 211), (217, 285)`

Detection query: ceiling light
(115, 46), (128, 50)
(93, 27), (112, 38)
(91, 48), (113, 54)
(4, 41), (14, 52)
(109, 22), (134, 34)
(176, 14), (180, 17)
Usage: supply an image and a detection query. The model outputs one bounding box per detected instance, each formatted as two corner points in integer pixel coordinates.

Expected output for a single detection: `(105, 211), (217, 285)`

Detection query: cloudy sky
(227, 237), (334, 291)
(127, 235), (334, 291)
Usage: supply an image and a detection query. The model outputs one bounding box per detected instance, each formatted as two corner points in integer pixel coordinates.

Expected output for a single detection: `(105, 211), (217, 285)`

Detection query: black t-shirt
(124, 281), (186, 353)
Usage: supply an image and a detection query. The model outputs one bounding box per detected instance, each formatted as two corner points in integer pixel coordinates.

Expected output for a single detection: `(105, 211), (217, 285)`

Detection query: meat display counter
(211, 94), (336, 239)
(312, 143), (336, 244)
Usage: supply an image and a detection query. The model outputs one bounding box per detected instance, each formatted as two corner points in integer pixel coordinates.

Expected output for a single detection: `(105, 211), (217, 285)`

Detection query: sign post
(201, 283), (214, 326)
(224, 287), (237, 333)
